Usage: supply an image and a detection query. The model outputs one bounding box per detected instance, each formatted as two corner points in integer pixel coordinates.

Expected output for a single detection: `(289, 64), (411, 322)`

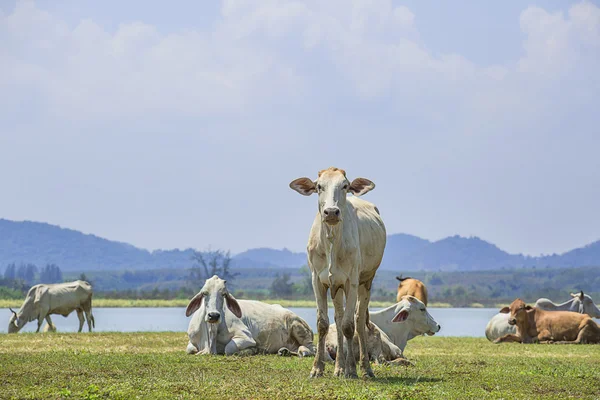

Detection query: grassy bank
(0, 298), (457, 309)
(1, 333), (599, 399)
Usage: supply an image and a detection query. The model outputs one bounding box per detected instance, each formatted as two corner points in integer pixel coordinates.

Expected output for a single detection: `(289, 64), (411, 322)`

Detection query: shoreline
(0, 298), (503, 309)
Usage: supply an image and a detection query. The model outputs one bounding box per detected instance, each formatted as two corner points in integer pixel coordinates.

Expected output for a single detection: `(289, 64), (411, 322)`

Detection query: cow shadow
(372, 376), (443, 385)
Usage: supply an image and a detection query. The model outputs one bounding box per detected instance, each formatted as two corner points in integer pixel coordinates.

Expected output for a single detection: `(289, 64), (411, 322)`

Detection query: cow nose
(508, 318), (516, 325)
(323, 208), (340, 217)
(437, 324), (441, 331)
(207, 312), (220, 322)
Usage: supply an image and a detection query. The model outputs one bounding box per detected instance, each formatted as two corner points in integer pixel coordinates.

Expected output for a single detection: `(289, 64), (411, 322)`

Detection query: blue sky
(1, 0), (599, 256)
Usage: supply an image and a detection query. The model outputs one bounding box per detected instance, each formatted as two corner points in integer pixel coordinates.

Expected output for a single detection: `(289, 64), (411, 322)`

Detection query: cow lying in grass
(186, 275), (315, 357)
(494, 298), (600, 344)
(325, 295), (440, 364)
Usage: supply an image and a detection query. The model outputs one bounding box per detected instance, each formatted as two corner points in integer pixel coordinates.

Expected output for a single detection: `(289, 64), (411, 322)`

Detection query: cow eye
(317, 184), (322, 191)
(342, 184), (349, 190)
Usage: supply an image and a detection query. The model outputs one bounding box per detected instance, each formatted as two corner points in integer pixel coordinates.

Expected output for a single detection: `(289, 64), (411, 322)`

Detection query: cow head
(571, 291), (600, 318)
(289, 167), (375, 227)
(392, 295), (441, 336)
(499, 298), (532, 326)
(8, 307), (22, 334)
(185, 275), (242, 323)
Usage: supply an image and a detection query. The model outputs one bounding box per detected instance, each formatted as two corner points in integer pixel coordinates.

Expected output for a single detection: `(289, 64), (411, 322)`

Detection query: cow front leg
(494, 334), (522, 343)
(310, 275), (329, 378)
(356, 284), (374, 378)
(44, 315), (55, 332)
(36, 318), (43, 333)
(224, 334), (256, 356)
(76, 310), (85, 333)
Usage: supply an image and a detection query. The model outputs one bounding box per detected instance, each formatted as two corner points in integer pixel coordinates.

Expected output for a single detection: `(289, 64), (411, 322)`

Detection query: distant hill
(0, 218), (599, 272)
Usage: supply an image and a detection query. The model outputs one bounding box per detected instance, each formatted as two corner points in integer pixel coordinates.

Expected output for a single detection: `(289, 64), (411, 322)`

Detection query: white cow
(326, 295), (441, 364)
(535, 291), (600, 317)
(186, 275), (315, 356)
(8, 280), (95, 333)
(485, 291), (600, 341)
(290, 167), (386, 378)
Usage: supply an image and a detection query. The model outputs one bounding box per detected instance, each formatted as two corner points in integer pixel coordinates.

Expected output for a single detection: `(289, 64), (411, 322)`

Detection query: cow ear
(185, 293), (204, 317)
(349, 178), (375, 196)
(289, 178), (316, 196)
(499, 307), (510, 314)
(225, 293), (242, 318)
(525, 305), (533, 310)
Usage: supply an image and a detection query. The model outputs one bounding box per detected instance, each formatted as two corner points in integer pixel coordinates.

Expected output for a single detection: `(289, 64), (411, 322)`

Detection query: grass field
(1, 333), (599, 399)
(0, 298), (456, 309)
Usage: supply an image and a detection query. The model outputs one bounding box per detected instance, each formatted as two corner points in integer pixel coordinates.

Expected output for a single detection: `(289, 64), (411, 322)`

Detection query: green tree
(270, 272), (293, 298)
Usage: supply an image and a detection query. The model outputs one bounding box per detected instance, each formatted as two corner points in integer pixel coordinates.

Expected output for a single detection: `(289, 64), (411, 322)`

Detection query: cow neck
(322, 218), (344, 292)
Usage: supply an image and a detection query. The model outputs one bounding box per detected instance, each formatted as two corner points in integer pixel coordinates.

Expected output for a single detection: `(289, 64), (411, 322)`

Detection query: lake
(0, 307), (498, 336)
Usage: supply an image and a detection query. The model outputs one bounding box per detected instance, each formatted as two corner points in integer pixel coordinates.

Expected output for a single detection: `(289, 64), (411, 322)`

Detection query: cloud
(1, 0), (598, 122)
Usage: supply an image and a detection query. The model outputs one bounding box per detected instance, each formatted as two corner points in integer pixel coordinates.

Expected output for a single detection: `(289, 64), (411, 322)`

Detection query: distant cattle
(290, 167), (386, 378)
(325, 296), (441, 364)
(485, 291), (600, 342)
(186, 275), (315, 357)
(535, 291), (600, 318)
(8, 280), (94, 333)
(395, 276), (428, 306)
(494, 298), (600, 344)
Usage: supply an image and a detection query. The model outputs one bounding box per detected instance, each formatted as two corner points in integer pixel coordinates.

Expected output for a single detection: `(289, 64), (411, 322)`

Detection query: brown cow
(494, 298), (600, 344)
(395, 276), (428, 305)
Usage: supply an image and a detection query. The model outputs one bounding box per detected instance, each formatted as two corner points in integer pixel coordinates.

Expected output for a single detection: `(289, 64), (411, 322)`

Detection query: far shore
(0, 298), (504, 309)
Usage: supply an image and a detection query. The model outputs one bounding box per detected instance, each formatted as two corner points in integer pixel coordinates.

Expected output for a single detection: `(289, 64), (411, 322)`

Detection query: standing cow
(8, 280), (95, 333)
(290, 167), (386, 378)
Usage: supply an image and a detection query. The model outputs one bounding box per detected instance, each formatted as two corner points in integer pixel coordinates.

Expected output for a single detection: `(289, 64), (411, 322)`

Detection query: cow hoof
(344, 370), (359, 379)
(334, 367), (345, 377)
(309, 368), (324, 378)
(278, 348), (292, 357)
(363, 370), (375, 378)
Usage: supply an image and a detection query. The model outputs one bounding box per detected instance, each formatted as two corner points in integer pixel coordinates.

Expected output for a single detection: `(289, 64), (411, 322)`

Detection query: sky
(1, 0), (599, 256)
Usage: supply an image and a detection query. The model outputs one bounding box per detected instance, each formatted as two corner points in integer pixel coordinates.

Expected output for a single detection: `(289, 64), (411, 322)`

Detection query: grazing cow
(494, 298), (600, 344)
(290, 167), (386, 378)
(8, 280), (94, 333)
(396, 276), (428, 305)
(326, 295), (440, 364)
(186, 275), (315, 357)
(535, 291), (600, 318)
(485, 291), (600, 341)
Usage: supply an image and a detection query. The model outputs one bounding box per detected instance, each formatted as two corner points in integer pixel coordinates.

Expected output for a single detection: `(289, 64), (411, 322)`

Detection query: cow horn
(580, 290), (585, 300)
(9, 307), (17, 316)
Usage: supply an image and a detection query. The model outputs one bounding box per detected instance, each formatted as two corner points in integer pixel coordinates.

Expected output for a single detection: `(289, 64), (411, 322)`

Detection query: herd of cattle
(5, 167), (600, 379)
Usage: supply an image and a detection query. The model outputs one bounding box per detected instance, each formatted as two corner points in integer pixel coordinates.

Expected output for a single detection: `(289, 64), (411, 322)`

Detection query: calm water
(0, 307), (498, 336)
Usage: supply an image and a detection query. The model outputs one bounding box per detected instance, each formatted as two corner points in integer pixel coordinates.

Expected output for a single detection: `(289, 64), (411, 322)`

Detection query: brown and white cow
(395, 276), (428, 305)
(494, 298), (600, 344)
(290, 167), (386, 378)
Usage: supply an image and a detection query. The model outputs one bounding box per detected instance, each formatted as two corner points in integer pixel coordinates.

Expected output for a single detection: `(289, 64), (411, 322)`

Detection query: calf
(395, 276), (428, 305)
(494, 298), (600, 344)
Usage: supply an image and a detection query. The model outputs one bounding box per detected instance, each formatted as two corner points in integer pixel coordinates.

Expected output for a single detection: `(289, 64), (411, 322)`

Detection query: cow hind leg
(76, 309), (85, 332)
(332, 289), (349, 377)
(356, 284), (374, 378)
(84, 310), (93, 332)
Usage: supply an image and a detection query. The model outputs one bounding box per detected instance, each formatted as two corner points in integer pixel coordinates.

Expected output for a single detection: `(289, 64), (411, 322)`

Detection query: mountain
(233, 248), (306, 268)
(1, 218), (599, 272)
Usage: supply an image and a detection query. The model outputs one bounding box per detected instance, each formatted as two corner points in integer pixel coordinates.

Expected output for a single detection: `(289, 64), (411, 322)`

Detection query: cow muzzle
(508, 318), (517, 326)
(322, 207), (341, 225)
(207, 312), (221, 324)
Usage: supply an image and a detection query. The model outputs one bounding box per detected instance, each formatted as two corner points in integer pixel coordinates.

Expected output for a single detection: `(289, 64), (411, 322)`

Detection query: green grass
(0, 298), (456, 309)
(1, 333), (599, 399)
